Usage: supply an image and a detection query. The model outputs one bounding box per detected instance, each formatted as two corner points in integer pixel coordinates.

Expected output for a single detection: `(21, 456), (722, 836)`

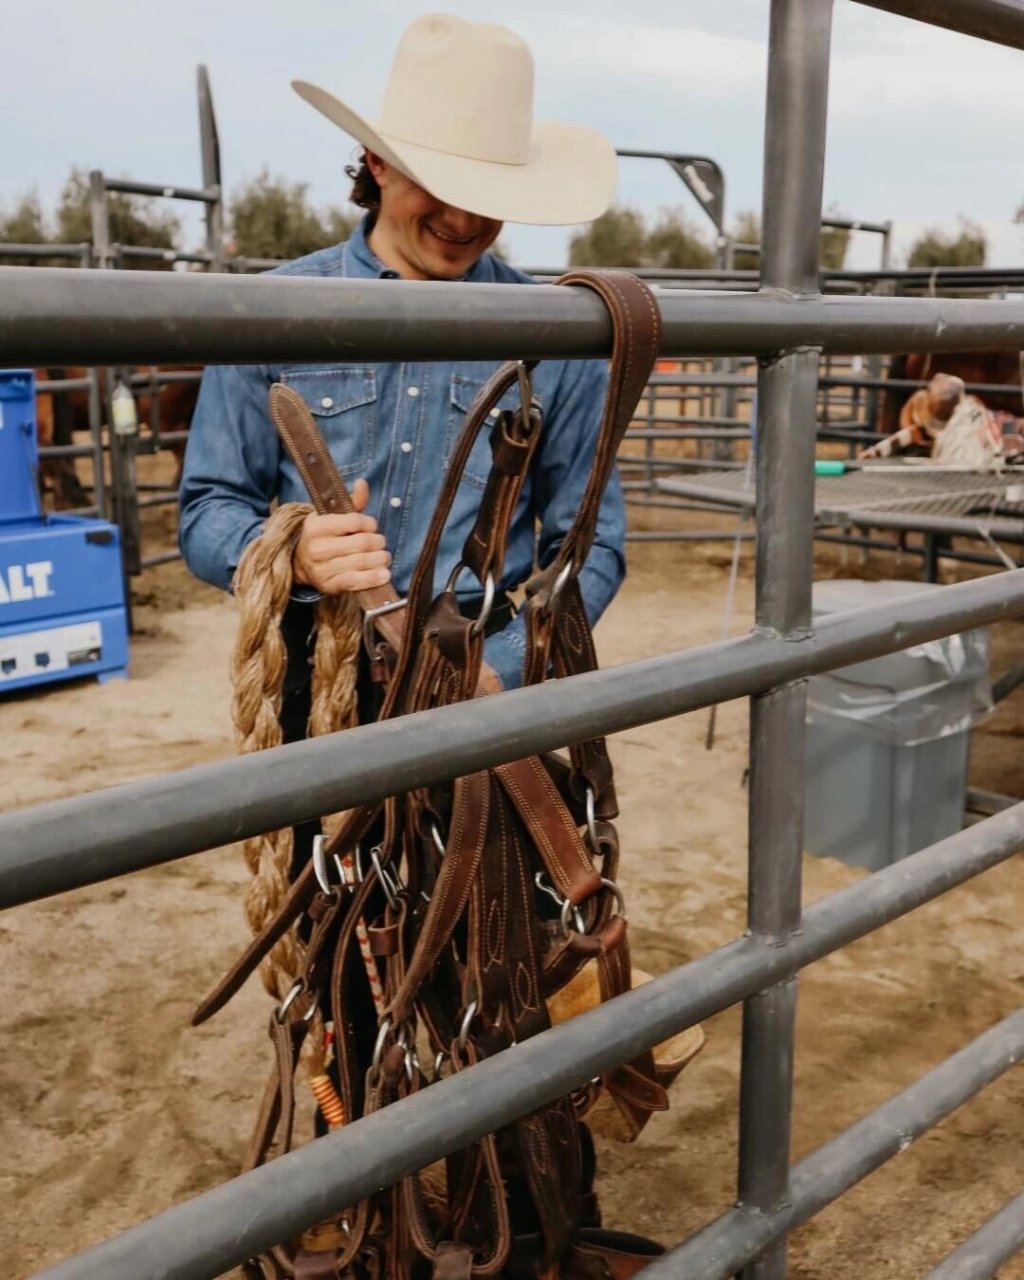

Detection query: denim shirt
(178, 216), (624, 690)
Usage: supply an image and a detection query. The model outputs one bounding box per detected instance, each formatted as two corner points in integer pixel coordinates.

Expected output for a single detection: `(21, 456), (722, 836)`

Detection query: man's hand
(292, 479), (392, 594)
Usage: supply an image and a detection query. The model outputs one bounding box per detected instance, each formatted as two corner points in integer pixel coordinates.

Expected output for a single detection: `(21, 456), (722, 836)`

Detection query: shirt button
(320, 396), (334, 409)
(488, 407), (500, 419)
(389, 496), (403, 508)
(400, 441), (413, 453)
(407, 386), (420, 398)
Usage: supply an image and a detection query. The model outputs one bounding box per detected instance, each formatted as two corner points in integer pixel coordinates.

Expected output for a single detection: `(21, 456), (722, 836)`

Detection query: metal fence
(1, 1), (1024, 1278)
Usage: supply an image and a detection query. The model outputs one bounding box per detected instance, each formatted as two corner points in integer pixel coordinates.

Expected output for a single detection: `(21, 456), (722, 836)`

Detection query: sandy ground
(1, 506), (1022, 1279)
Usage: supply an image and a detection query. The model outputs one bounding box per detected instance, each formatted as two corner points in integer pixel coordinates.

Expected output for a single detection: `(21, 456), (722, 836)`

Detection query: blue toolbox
(0, 369), (129, 692)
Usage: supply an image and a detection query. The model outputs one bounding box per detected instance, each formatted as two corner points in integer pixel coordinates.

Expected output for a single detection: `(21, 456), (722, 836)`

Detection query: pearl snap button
(320, 396), (334, 409)
(400, 441), (413, 453)
(389, 496), (403, 508)
(407, 386), (420, 398)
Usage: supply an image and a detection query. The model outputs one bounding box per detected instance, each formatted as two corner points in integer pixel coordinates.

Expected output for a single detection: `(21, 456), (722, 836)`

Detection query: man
(179, 13), (623, 705)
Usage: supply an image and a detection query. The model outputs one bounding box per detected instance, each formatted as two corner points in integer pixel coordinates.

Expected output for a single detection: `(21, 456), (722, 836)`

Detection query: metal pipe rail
(5, 269), (1024, 364)
(923, 1190), (1024, 1279)
(2, 569), (1023, 911)
(857, 0), (1024, 49)
(33, 803), (1024, 1280)
(102, 177), (219, 204)
(641, 1011), (1024, 1280)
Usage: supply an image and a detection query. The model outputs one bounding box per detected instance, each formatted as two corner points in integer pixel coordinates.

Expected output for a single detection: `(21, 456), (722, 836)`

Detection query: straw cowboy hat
(292, 12), (617, 226)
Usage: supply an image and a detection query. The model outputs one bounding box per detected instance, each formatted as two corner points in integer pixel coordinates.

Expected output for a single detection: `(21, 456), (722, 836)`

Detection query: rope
(231, 502), (361, 1033)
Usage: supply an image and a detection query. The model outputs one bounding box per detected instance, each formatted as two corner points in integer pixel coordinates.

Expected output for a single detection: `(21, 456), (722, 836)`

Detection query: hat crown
(378, 14), (534, 166)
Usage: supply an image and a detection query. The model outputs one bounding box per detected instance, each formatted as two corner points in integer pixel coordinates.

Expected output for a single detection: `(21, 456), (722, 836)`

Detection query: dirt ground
(1, 501), (1022, 1279)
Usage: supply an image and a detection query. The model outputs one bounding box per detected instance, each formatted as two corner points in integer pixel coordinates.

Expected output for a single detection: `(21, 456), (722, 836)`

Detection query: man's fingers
(351, 478), (370, 512)
(304, 511), (378, 538)
(307, 531), (387, 561)
(322, 564), (393, 593)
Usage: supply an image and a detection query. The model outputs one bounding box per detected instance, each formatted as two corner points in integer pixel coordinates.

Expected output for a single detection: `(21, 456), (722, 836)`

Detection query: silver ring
(274, 978), (305, 1024)
(371, 1016), (393, 1072)
(548, 559), (574, 606)
(312, 835), (333, 896)
(444, 562), (497, 636)
(430, 820), (446, 858)
(456, 1000), (478, 1052)
(584, 787), (601, 851)
(370, 846), (401, 910)
(558, 896), (587, 935)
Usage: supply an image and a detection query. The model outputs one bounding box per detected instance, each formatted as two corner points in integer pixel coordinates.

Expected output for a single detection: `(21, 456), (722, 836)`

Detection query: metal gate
(0, 1), (1022, 1277)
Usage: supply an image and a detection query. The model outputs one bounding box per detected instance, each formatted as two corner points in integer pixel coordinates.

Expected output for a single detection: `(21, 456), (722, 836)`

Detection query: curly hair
(346, 151), (381, 210)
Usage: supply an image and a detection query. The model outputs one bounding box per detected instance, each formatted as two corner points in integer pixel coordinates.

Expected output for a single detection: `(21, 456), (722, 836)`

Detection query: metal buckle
(444, 561), (496, 636)
(362, 596), (407, 657)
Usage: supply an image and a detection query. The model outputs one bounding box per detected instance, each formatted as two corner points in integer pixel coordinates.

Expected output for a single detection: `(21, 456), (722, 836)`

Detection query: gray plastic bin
(804, 579), (991, 872)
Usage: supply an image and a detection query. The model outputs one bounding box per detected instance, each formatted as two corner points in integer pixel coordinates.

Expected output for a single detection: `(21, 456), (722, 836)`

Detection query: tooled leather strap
(269, 383), (406, 654)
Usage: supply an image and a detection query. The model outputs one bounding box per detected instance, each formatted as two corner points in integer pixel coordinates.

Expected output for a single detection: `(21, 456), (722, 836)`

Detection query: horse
(878, 351), (1023, 436)
(34, 367), (201, 510)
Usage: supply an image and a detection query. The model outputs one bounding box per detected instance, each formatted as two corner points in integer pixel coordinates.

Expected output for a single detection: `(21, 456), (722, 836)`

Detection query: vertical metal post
(88, 170), (112, 270)
(738, 3), (833, 1279)
(197, 65), (225, 270)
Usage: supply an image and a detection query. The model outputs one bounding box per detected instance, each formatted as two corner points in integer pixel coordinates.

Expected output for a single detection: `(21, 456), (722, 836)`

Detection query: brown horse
(879, 351), (1023, 436)
(35, 367), (201, 509)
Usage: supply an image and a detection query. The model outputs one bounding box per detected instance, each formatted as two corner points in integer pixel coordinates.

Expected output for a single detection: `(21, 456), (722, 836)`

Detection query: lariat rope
(231, 501), (361, 1079)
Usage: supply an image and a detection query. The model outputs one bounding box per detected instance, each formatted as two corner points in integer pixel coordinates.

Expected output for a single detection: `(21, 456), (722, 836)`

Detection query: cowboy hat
(292, 13), (616, 226)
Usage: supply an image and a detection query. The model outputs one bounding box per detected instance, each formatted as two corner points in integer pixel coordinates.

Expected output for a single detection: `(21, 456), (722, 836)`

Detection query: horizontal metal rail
(102, 177), (219, 204)
(923, 1189), (1024, 1279)
(856, 0), (1024, 49)
(640, 1010), (1024, 1280)
(32, 802), (1024, 1280)
(2, 570), (1022, 910)
(4, 269), (1024, 363)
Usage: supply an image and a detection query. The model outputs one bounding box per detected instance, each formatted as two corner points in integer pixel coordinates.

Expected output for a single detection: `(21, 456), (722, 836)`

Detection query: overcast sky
(7, 0), (1024, 270)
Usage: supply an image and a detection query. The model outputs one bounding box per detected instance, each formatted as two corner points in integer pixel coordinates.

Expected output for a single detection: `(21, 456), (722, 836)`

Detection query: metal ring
(558, 896), (587, 936)
(274, 978), (306, 1025)
(430, 820), (446, 859)
(370, 846), (401, 910)
(444, 562), (497, 637)
(584, 787), (601, 851)
(432, 1050), (448, 1082)
(302, 987), (322, 1024)
(371, 1016), (393, 1073)
(456, 1000), (479, 1052)
(312, 835), (334, 896)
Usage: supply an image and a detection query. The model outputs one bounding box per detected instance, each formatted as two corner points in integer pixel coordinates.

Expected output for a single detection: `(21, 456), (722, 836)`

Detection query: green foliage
(567, 205), (649, 267)
(907, 218), (986, 268)
(568, 203), (713, 269)
(228, 170), (357, 261)
(0, 191), (57, 264)
(729, 209), (761, 270)
(57, 168), (181, 268)
(645, 209), (714, 269)
(820, 205), (850, 270)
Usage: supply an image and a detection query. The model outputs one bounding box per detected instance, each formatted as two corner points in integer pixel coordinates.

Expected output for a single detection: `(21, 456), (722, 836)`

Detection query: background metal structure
(1, 0), (1023, 1277)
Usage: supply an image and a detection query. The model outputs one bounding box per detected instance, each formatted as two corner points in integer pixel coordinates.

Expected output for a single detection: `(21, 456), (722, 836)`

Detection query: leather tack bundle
(194, 270), (703, 1279)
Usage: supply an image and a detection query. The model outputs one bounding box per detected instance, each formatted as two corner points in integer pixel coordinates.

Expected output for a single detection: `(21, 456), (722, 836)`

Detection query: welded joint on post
(751, 623), (815, 646)
(757, 341), (824, 370)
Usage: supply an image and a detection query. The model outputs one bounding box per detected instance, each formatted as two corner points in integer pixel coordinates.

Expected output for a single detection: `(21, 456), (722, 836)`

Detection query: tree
(907, 218), (986, 268)
(0, 191), (55, 265)
(729, 210), (761, 270)
(820, 205), (851, 270)
(55, 168), (181, 268)
(228, 170), (357, 261)
(645, 209), (714, 269)
(567, 204), (648, 267)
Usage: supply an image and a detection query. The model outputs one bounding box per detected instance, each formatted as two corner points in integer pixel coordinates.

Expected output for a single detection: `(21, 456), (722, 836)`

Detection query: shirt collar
(345, 213), (497, 283)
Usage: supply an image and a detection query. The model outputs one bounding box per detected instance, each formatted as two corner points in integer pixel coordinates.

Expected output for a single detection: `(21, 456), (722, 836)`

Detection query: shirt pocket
(280, 367), (377, 479)
(448, 373), (533, 491)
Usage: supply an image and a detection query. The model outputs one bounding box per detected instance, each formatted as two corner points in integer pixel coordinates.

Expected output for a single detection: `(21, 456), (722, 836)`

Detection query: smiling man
(180, 12), (620, 706)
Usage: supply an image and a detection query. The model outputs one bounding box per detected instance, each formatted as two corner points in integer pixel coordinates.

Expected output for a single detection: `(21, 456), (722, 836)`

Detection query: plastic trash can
(804, 579), (991, 871)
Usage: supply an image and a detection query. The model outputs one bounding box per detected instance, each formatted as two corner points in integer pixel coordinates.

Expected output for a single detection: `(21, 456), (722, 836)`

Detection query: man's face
(365, 154), (502, 280)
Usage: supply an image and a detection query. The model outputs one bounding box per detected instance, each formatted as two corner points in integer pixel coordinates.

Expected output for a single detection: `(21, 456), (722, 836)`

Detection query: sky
(6, 0), (1024, 271)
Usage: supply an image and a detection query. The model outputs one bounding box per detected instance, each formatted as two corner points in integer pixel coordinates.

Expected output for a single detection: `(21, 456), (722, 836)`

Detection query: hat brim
(292, 79), (616, 226)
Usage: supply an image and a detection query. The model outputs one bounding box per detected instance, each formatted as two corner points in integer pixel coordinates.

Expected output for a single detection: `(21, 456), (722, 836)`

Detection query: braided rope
(231, 503), (360, 1009)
